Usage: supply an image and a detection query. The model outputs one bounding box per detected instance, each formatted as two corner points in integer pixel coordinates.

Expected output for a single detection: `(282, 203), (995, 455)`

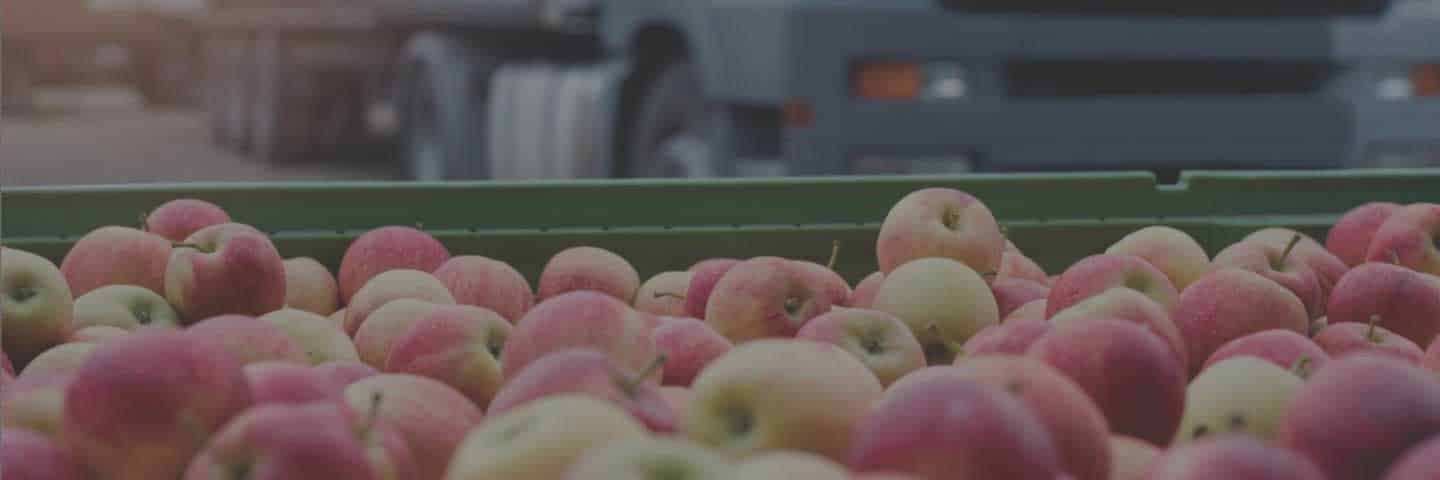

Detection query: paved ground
(3, 86), (399, 187)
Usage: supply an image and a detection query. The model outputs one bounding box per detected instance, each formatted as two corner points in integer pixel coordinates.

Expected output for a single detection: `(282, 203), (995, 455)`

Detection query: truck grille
(939, 0), (1388, 17)
(1005, 60), (1338, 97)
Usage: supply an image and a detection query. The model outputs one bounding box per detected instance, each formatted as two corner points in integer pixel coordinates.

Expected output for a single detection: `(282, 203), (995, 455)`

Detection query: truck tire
(396, 32), (500, 180)
(625, 61), (720, 178)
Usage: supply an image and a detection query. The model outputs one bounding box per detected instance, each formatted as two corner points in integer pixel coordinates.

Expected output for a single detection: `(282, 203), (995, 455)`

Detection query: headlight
(852, 61), (969, 101)
(1377, 64), (1440, 100)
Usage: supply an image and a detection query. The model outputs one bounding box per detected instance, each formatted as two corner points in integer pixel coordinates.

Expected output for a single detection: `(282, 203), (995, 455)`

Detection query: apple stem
(654, 292), (685, 300)
(138, 212), (149, 231)
(979, 271), (998, 278)
(1389, 250), (1401, 265)
(1367, 315), (1384, 343)
(1289, 355), (1313, 378)
(415, 222), (425, 231)
(1275, 233), (1302, 269)
(361, 391), (384, 438)
(622, 354), (667, 394)
(826, 240), (842, 271)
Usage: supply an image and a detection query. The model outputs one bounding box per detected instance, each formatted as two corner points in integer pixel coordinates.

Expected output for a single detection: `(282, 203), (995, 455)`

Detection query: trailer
(198, 0), (1440, 180)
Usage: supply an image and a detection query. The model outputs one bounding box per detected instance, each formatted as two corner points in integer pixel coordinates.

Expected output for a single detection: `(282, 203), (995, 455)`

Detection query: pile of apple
(3, 190), (1440, 480)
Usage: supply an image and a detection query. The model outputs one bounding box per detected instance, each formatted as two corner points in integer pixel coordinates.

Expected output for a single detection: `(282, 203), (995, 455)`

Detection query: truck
(196, 0), (1440, 181)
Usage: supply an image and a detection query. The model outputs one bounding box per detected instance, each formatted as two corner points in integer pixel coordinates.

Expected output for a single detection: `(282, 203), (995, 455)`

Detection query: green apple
(1173, 356), (1304, 445)
(2, 247), (75, 365)
(444, 394), (650, 480)
(871, 257), (998, 365)
(72, 285), (179, 331)
(563, 437), (735, 480)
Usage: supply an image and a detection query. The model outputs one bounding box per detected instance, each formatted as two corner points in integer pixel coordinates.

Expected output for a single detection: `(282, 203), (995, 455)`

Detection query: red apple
(796, 307), (925, 386)
(242, 361), (345, 405)
(2, 427), (88, 480)
(432, 255), (534, 323)
(1110, 435), (1160, 480)
(1171, 268), (1309, 376)
(1326, 262), (1440, 348)
(848, 366), (1061, 479)
(990, 278), (1050, 319)
(703, 256), (832, 342)
(650, 316), (733, 387)
(1426, 337), (1440, 373)
(2, 374), (71, 438)
(1278, 353), (1440, 480)
(501, 290), (658, 384)
(3, 247), (76, 366)
(1048, 287), (1187, 372)
(1202, 329), (1330, 378)
(384, 304), (512, 408)
(565, 437), (737, 480)
(344, 269), (456, 337)
(186, 314), (309, 365)
(848, 271), (885, 308)
(956, 317), (1051, 359)
(352, 299), (446, 368)
(1384, 436), (1440, 480)
(344, 374), (483, 480)
(259, 308), (360, 364)
(997, 252), (1050, 284)
(1028, 318), (1186, 447)
(184, 401), (418, 480)
(1328, 201), (1401, 267)
(63, 329), (253, 480)
(1105, 226), (1211, 291)
(338, 226), (451, 304)
(315, 360), (380, 387)
(488, 347), (676, 432)
(1046, 254), (1179, 318)
(59, 226), (171, 297)
(281, 257), (340, 316)
(444, 395), (648, 480)
(635, 270), (693, 316)
(684, 258), (741, 319)
(1211, 237), (1325, 318)
(1365, 203), (1440, 276)
(795, 258), (853, 307)
(165, 223), (286, 322)
(1244, 228), (1349, 303)
(1313, 320), (1424, 364)
(144, 198), (232, 243)
(536, 246), (641, 302)
(876, 187), (1006, 275)
(1142, 435), (1325, 480)
(1003, 299), (1048, 324)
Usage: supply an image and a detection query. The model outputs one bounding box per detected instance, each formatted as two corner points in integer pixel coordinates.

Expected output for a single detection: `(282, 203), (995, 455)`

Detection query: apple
(1171, 268), (1309, 376)
(259, 308), (360, 364)
(1243, 228), (1349, 302)
(316, 360), (380, 386)
(281, 257), (340, 316)
(62, 329), (253, 480)
(703, 256), (832, 342)
(187, 314), (310, 365)
(353, 299), (446, 368)
(1211, 237), (1325, 318)
(564, 437), (736, 480)
(1105, 226), (1211, 291)
(385, 304), (512, 408)
(795, 307), (925, 386)
(956, 317), (1050, 358)
(1142, 435), (1326, 480)
(848, 366), (1062, 479)
(501, 290), (658, 384)
(1, 427), (88, 480)
(143, 198), (232, 242)
(537, 245), (641, 302)
(947, 355), (1113, 480)
(18, 342), (96, 380)
(1028, 318), (1186, 447)
(1326, 262), (1440, 348)
(1427, 337), (1440, 373)
(337, 225), (451, 305)
(847, 271), (885, 308)
(996, 251), (1050, 285)
(1328, 202), (1402, 267)
(444, 394), (650, 480)
(651, 316), (733, 387)
(1365, 203), (1440, 275)
(875, 187), (1006, 275)
(433, 255), (534, 323)
(59, 226), (170, 297)
(1384, 436), (1440, 480)
(1045, 254), (1179, 318)
(871, 257), (998, 365)
(330, 307), (347, 328)
(684, 258), (742, 319)
(489, 348), (676, 432)
(1173, 356), (1304, 445)
(1278, 353), (1440, 480)
(1109, 436), (1160, 480)
(734, 451), (850, 479)
(1047, 287), (1187, 372)
(794, 257), (853, 307)
(71, 284), (179, 331)
(165, 223), (287, 322)
(1, 374), (71, 438)
(1313, 320), (1424, 364)
(2, 247), (75, 366)
(1004, 299), (1048, 324)
(71, 325), (130, 344)
(240, 360), (346, 405)
(344, 269), (456, 336)
(184, 401), (418, 480)
(990, 278), (1050, 319)
(1202, 329), (1330, 378)
(660, 386), (693, 420)
(345, 373), (484, 480)
(686, 339), (883, 461)
(635, 271), (694, 316)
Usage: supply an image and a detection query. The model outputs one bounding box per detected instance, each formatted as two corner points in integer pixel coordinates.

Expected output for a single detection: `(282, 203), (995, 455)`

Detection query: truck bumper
(767, 7), (1440, 174)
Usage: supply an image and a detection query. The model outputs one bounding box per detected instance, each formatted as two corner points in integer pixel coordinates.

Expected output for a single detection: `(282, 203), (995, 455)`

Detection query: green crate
(4, 169), (1438, 283)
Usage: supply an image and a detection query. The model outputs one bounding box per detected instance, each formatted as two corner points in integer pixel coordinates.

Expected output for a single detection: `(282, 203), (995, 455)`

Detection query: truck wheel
(397, 32), (499, 180)
(625, 61), (719, 178)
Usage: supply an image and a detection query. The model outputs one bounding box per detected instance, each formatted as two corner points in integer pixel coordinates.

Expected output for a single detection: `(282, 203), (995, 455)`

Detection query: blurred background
(5, 0), (1440, 186)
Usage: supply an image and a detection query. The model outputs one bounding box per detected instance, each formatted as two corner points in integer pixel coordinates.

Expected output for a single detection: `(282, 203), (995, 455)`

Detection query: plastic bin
(4, 169), (1439, 282)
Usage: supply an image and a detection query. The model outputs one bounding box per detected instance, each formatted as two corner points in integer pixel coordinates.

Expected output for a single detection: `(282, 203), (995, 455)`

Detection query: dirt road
(3, 87), (397, 187)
